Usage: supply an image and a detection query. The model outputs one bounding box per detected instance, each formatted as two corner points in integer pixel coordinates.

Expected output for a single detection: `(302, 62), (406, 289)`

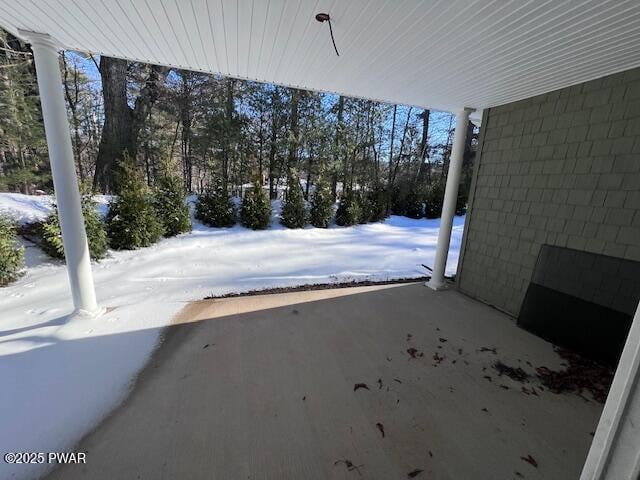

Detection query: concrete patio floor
(49, 283), (603, 480)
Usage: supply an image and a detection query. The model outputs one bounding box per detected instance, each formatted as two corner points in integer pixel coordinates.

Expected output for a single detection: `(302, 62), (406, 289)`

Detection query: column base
(73, 305), (107, 319)
(425, 279), (448, 291)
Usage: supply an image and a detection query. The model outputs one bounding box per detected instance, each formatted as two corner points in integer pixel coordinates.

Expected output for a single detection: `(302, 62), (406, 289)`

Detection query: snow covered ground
(0, 192), (111, 224)
(0, 193), (464, 479)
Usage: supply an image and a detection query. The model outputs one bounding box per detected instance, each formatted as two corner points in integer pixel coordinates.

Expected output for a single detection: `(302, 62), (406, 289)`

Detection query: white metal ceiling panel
(1, 0), (639, 111)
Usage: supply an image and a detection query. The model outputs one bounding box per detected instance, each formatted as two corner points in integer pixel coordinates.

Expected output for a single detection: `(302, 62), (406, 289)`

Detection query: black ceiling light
(315, 13), (340, 57)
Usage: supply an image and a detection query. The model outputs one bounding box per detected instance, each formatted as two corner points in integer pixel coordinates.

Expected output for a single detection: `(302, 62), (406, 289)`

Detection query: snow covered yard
(0, 193), (464, 479)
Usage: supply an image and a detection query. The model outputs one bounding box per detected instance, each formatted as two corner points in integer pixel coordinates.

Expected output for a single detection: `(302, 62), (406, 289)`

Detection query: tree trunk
(180, 73), (193, 192)
(223, 78), (235, 187)
(94, 57), (131, 192)
(287, 88), (300, 171)
(415, 109), (430, 182)
(390, 107), (413, 187)
(332, 96), (344, 201)
(268, 87), (279, 199)
(94, 58), (165, 192)
(62, 54), (84, 181)
(258, 101), (264, 180)
(305, 143), (313, 200)
(387, 105), (397, 188)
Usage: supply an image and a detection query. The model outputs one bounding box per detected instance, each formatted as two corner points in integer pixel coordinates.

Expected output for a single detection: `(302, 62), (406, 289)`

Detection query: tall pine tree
(309, 175), (334, 228)
(280, 172), (307, 228)
(195, 177), (236, 227)
(0, 31), (48, 192)
(240, 177), (271, 230)
(335, 189), (361, 227)
(153, 169), (191, 237)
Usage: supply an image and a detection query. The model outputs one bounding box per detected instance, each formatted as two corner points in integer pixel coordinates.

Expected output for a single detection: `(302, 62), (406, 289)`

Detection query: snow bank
(0, 193), (464, 479)
(0, 193), (53, 224)
(0, 192), (111, 224)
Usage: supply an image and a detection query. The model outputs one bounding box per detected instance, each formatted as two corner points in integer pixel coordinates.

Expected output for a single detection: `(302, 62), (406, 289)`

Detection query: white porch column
(580, 302), (640, 480)
(21, 31), (99, 315)
(427, 107), (474, 290)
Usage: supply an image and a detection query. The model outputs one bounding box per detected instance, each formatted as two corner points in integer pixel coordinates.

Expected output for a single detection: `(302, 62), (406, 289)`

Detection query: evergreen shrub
(41, 192), (108, 260)
(335, 189), (361, 226)
(309, 176), (334, 228)
(280, 173), (307, 229)
(240, 177), (271, 230)
(106, 158), (164, 249)
(195, 177), (236, 228)
(154, 172), (191, 236)
(0, 215), (24, 286)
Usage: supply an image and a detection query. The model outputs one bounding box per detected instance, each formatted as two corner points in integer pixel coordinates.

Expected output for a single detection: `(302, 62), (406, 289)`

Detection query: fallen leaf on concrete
(479, 347), (497, 354)
(520, 454), (538, 468)
(335, 459), (363, 476)
(535, 346), (613, 403)
(493, 361), (531, 382)
(407, 348), (423, 359)
(432, 352), (445, 364)
(354, 383), (370, 391)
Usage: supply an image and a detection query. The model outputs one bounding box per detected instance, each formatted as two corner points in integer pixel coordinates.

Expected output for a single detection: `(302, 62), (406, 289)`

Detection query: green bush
(335, 189), (361, 226)
(106, 159), (164, 250)
(240, 177), (271, 230)
(309, 176), (334, 228)
(424, 180), (445, 219)
(390, 183), (410, 216)
(41, 194), (108, 260)
(0, 215), (24, 286)
(154, 172), (191, 236)
(195, 177), (236, 227)
(368, 184), (389, 222)
(358, 191), (373, 224)
(280, 173), (307, 228)
(405, 187), (424, 219)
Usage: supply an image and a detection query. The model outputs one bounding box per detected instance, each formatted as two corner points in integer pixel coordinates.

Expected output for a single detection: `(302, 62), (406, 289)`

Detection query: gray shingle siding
(457, 68), (640, 316)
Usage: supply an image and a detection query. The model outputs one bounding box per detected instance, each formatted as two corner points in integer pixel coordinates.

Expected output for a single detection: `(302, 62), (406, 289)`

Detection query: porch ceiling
(2, 0), (640, 112)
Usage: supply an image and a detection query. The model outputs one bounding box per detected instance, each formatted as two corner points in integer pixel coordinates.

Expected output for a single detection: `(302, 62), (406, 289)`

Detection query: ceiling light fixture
(315, 13), (340, 57)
